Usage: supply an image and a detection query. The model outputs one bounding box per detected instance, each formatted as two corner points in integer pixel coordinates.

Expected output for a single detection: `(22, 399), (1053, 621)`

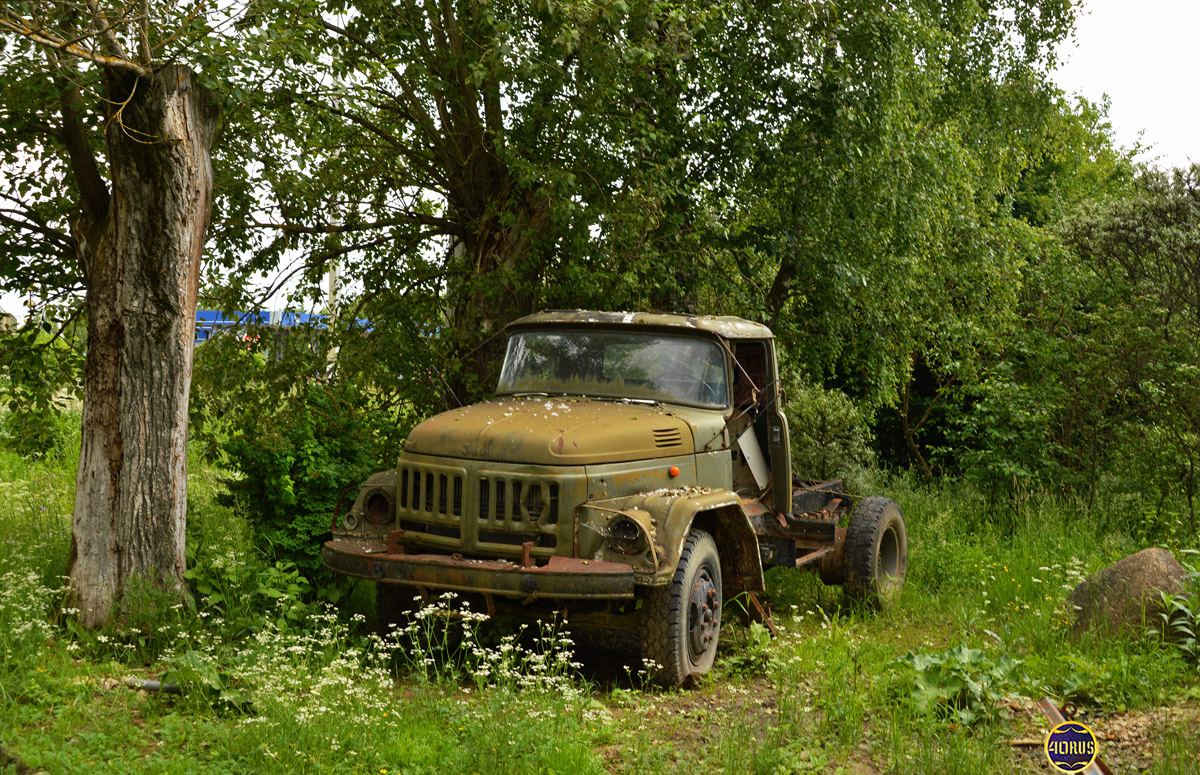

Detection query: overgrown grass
(1, 448), (1198, 774)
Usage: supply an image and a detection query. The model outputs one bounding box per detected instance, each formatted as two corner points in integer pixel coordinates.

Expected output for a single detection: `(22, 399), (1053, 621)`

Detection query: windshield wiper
(586, 395), (659, 406)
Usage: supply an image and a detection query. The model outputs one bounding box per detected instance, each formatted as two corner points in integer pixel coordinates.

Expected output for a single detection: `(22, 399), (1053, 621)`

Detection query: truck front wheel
(375, 582), (414, 636)
(642, 528), (722, 686)
(843, 496), (907, 607)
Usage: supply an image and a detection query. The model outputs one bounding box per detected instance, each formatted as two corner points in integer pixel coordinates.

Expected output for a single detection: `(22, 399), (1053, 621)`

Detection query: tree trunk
(445, 191), (548, 407)
(897, 379), (933, 483)
(67, 66), (218, 627)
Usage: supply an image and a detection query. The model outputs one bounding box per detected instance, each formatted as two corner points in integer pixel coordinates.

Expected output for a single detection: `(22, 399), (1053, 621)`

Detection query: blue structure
(194, 310), (369, 342)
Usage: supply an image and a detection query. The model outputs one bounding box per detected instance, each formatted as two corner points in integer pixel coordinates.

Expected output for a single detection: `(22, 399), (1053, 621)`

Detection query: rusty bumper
(322, 539), (636, 600)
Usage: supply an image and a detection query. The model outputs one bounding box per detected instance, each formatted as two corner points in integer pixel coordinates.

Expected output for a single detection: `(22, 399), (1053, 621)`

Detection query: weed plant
(1147, 550), (1200, 666)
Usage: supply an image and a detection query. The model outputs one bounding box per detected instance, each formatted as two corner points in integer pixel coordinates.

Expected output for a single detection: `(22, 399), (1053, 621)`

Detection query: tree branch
(301, 96), (448, 187)
(913, 375), (956, 433)
(247, 212), (458, 235)
(138, 0), (151, 63)
(54, 72), (110, 221)
(249, 236), (398, 310)
(0, 13), (150, 77)
(37, 303), (85, 351)
(83, 0), (133, 61)
(0, 209), (78, 249)
(319, 19), (441, 146)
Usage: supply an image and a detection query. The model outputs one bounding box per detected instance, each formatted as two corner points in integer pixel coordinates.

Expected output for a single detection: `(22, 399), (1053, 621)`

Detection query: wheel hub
(687, 566), (719, 658)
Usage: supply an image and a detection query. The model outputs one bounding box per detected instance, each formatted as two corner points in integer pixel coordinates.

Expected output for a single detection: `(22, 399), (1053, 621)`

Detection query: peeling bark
(67, 65), (218, 627)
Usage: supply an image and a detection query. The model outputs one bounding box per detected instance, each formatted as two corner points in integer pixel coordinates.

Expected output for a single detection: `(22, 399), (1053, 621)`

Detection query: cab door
(730, 340), (792, 514)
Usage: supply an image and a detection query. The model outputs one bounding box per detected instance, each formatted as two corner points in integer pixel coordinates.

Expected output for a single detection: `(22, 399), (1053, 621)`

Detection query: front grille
(399, 466), (464, 518)
(478, 477), (559, 526)
(399, 520), (461, 539)
(396, 461), (565, 551)
(652, 427), (683, 448)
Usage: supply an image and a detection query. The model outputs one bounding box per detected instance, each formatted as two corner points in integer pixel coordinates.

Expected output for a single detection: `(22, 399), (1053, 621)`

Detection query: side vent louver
(652, 427), (683, 448)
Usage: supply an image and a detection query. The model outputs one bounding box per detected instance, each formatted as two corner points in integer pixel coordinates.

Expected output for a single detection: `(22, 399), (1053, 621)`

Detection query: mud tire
(642, 529), (722, 686)
(843, 496), (907, 607)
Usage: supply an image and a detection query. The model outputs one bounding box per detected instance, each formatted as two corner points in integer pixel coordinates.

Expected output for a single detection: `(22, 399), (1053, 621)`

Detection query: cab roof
(508, 310), (773, 340)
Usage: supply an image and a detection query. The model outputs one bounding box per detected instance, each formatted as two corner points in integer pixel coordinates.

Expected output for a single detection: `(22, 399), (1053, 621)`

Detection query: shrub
(220, 379), (380, 593)
(0, 324), (83, 458)
(783, 380), (875, 489)
(189, 330), (271, 462)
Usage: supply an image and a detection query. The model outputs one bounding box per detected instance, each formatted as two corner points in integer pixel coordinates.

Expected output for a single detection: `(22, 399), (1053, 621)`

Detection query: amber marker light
(669, 466), (680, 477)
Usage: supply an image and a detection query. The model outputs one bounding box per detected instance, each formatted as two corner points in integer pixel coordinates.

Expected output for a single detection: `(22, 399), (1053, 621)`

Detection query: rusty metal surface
(405, 397), (697, 465)
(745, 591), (778, 636)
(794, 547), (831, 568)
(387, 530), (405, 554)
(582, 488), (765, 592)
(323, 539), (636, 600)
(1035, 697), (1115, 775)
(708, 503), (767, 595)
(817, 526), (847, 584)
(508, 310), (774, 340)
(332, 470), (398, 537)
(330, 483), (359, 532)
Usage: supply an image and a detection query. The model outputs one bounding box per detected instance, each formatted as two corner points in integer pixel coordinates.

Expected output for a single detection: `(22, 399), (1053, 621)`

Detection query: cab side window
(732, 342), (768, 408)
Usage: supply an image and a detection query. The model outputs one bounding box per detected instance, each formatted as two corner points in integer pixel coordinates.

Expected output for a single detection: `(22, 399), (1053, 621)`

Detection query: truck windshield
(497, 330), (729, 408)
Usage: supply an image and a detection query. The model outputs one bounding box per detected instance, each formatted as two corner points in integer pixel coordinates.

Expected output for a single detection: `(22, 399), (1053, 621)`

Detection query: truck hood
(404, 397), (695, 464)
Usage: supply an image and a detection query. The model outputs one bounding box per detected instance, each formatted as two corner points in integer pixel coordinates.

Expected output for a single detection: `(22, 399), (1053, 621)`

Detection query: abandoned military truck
(323, 311), (908, 685)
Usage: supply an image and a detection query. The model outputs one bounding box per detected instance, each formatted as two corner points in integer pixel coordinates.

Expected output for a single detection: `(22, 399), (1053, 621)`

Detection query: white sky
(4, 0), (1195, 321)
(1053, 0), (1198, 169)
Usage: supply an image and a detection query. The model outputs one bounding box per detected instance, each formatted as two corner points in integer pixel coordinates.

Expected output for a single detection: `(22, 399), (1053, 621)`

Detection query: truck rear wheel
(843, 496), (907, 607)
(642, 528), (722, 686)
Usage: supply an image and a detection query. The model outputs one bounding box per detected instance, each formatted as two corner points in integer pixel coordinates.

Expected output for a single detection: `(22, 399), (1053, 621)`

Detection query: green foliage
(2, 443), (1199, 774)
(1049, 645), (1188, 712)
(949, 359), (1065, 499)
(717, 620), (775, 677)
(255, 561), (314, 624)
(939, 164), (1200, 517)
(188, 331), (272, 462)
(0, 318), (83, 458)
(182, 471), (279, 636)
(1148, 552), (1200, 666)
(896, 645), (1029, 726)
(183, 0), (1093, 423)
(220, 379), (380, 590)
(0, 566), (59, 693)
(1149, 719), (1200, 775)
(718, 0), (1075, 404)
(160, 644), (250, 710)
(183, 556), (312, 631)
(784, 378), (875, 488)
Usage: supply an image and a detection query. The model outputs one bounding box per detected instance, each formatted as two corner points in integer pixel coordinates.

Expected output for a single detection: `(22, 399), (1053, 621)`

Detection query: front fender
(577, 488), (764, 594)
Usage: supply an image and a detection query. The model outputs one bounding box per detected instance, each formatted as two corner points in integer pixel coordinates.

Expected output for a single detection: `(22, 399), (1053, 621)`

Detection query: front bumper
(323, 539), (636, 600)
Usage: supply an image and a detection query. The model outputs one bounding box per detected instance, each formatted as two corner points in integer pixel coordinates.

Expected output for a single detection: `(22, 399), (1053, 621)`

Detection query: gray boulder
(1068, 548), (1186, 637)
